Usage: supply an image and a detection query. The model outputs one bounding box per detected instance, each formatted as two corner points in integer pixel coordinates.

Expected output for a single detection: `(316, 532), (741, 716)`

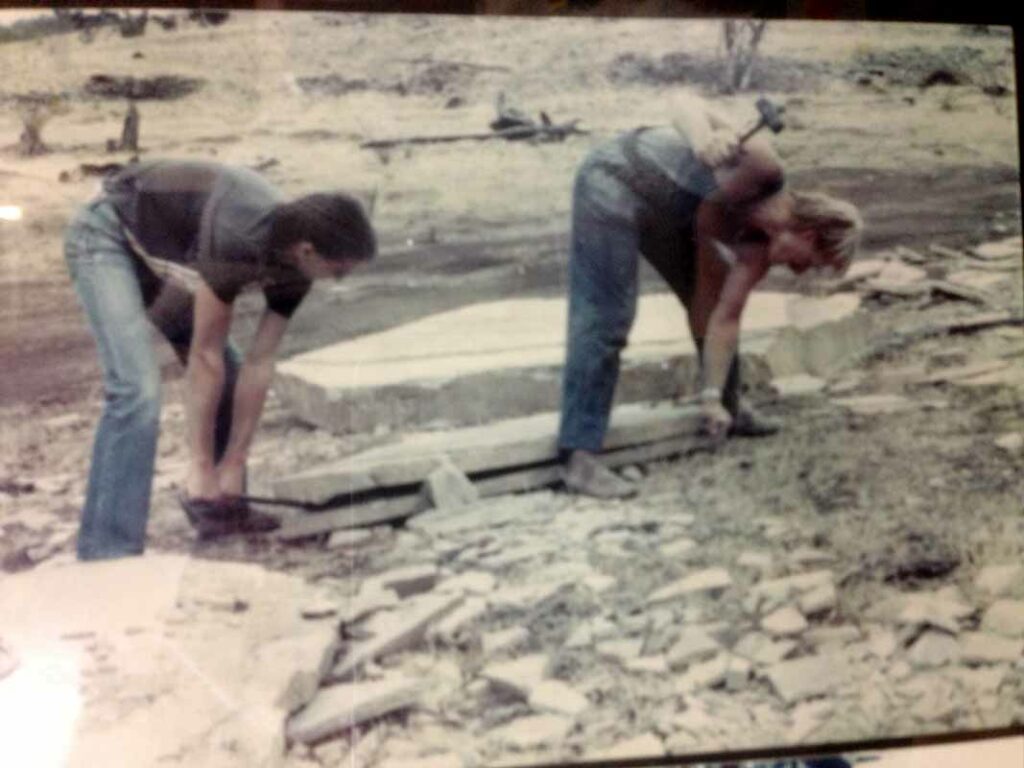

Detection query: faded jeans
(557, 158), (741, 454)
(65, 198), (241, 560)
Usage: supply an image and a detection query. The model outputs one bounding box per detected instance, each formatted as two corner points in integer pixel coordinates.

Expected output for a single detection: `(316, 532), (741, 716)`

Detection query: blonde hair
(790, 192), (863, 273)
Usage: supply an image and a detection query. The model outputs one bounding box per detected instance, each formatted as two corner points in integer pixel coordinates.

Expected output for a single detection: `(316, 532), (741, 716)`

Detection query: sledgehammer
(737, 96), (786, 146)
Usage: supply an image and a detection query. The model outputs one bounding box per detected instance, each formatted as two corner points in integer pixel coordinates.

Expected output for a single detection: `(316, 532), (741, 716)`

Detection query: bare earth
(0, 11), (1023, 768)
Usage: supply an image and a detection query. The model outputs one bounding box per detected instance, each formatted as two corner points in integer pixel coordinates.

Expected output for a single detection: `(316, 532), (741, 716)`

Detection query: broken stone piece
(972, 236), (1022, 260)
(834, 394), (913, 416)
(765, 654), (849, 704)
(647, 568), (732, 605)
(907, 630), (961, 669)
(738, 551), (773, 571)
(626, 656), (669, 674)
(762, 607), (808, 637)
(597, 638), (644, 664)
(327, 528), (374, 549)
(429, 596), (488, 642)
(976, 564), (1022, 598)
(666, 627), (721, 669)
(994, 434), (1024, 454)
(365, 565), (439, 600)
(799, 583), (837, 616)
(437, 570), (496, 597)
(676, 652), (730, 693)
(425, 457), (479, 511)
(489, 714), (572, 751)
(960, 632), (1024, 664)
(772, 375), (827, 398)
(588, 733), (666, 760)
(482, 626), (528, 657)
(481, 654), (549, 699)
(286, 677), (423, 744)
(724, 656), (752, 691)
(528, 679), (589, 717)
(331, 593), (462, 682)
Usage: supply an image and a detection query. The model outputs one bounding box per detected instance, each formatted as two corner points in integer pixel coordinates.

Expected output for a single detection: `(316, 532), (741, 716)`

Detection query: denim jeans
(65, 198), (241, 560)
(557, 159), (741, 453)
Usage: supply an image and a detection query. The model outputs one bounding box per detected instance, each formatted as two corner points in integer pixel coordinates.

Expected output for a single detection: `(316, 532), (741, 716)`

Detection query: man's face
(769, 229), (821, 274)
(289, 242), (362, 281)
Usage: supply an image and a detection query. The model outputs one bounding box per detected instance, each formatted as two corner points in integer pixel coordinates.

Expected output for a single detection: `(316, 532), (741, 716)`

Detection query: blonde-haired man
(558, 93), (862, 498)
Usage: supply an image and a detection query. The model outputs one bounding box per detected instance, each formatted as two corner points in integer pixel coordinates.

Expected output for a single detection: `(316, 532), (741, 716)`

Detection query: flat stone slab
(275, 292), (866, 434)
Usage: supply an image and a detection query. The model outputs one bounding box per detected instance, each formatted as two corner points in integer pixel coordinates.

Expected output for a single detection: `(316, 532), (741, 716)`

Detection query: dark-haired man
(64, 160), (376, 559)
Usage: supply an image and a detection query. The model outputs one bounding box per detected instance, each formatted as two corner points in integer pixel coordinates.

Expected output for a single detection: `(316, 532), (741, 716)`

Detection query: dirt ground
(0, 10), (1023, 767)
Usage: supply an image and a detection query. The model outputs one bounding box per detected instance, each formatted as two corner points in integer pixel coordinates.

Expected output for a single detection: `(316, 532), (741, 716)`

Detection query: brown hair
(790, 192), (863, 272)
(270, 192), (376, 263)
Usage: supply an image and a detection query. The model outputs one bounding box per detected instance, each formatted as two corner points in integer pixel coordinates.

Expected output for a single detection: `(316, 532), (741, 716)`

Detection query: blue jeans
(557, 159), (740, 453)
(65, 199), (241, 560)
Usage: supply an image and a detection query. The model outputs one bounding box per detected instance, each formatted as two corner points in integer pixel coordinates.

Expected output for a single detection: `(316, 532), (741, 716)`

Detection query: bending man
(558, 94), (862, 498)
(65, 160), (376, 558)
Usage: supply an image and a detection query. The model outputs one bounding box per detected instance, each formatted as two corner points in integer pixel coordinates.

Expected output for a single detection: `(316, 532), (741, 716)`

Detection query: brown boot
(562, 450), (638, 499)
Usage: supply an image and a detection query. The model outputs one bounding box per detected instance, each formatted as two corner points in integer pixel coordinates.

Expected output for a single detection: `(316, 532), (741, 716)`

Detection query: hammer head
(755, 97), (785, 134)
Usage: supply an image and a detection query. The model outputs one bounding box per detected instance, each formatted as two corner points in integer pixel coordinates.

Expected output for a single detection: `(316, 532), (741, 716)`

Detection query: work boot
(178, 493), (281, 540)
(728, 404), (781, 438)
(562, 450), (638, 500)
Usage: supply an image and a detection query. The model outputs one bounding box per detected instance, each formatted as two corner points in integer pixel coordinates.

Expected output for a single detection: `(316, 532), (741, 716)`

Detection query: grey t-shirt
(103, 160), (311, 317)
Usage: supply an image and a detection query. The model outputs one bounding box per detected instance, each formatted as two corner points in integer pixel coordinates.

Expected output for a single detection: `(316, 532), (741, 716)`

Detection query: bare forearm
(219, 360), (275, 468)
(186, 350), (225, 471)
(702, 315), (740, 394)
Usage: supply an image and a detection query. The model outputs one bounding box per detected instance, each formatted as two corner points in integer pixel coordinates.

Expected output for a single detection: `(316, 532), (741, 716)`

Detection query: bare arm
(702, 255), (768, 393)
(216, 308), (291, 496)
(186, 282), (233, 499)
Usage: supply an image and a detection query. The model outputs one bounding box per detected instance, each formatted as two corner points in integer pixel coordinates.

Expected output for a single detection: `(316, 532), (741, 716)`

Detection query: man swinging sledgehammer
(557, 93), (862, 499)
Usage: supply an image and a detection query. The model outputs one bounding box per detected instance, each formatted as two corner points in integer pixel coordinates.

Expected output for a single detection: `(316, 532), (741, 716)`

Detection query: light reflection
(0, 206), (23, 222)
(0, 647), (81, 767)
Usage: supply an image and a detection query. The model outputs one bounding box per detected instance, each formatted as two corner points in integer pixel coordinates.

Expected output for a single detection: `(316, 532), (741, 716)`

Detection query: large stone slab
(0, 556), (339, 768)
(274, 402), (702, 505)
(275, 292), (867, 434)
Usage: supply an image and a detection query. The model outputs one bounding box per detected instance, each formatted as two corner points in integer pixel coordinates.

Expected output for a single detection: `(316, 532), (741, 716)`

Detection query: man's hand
(700, 399), (733, 444)
(697, 128), (742, 169)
